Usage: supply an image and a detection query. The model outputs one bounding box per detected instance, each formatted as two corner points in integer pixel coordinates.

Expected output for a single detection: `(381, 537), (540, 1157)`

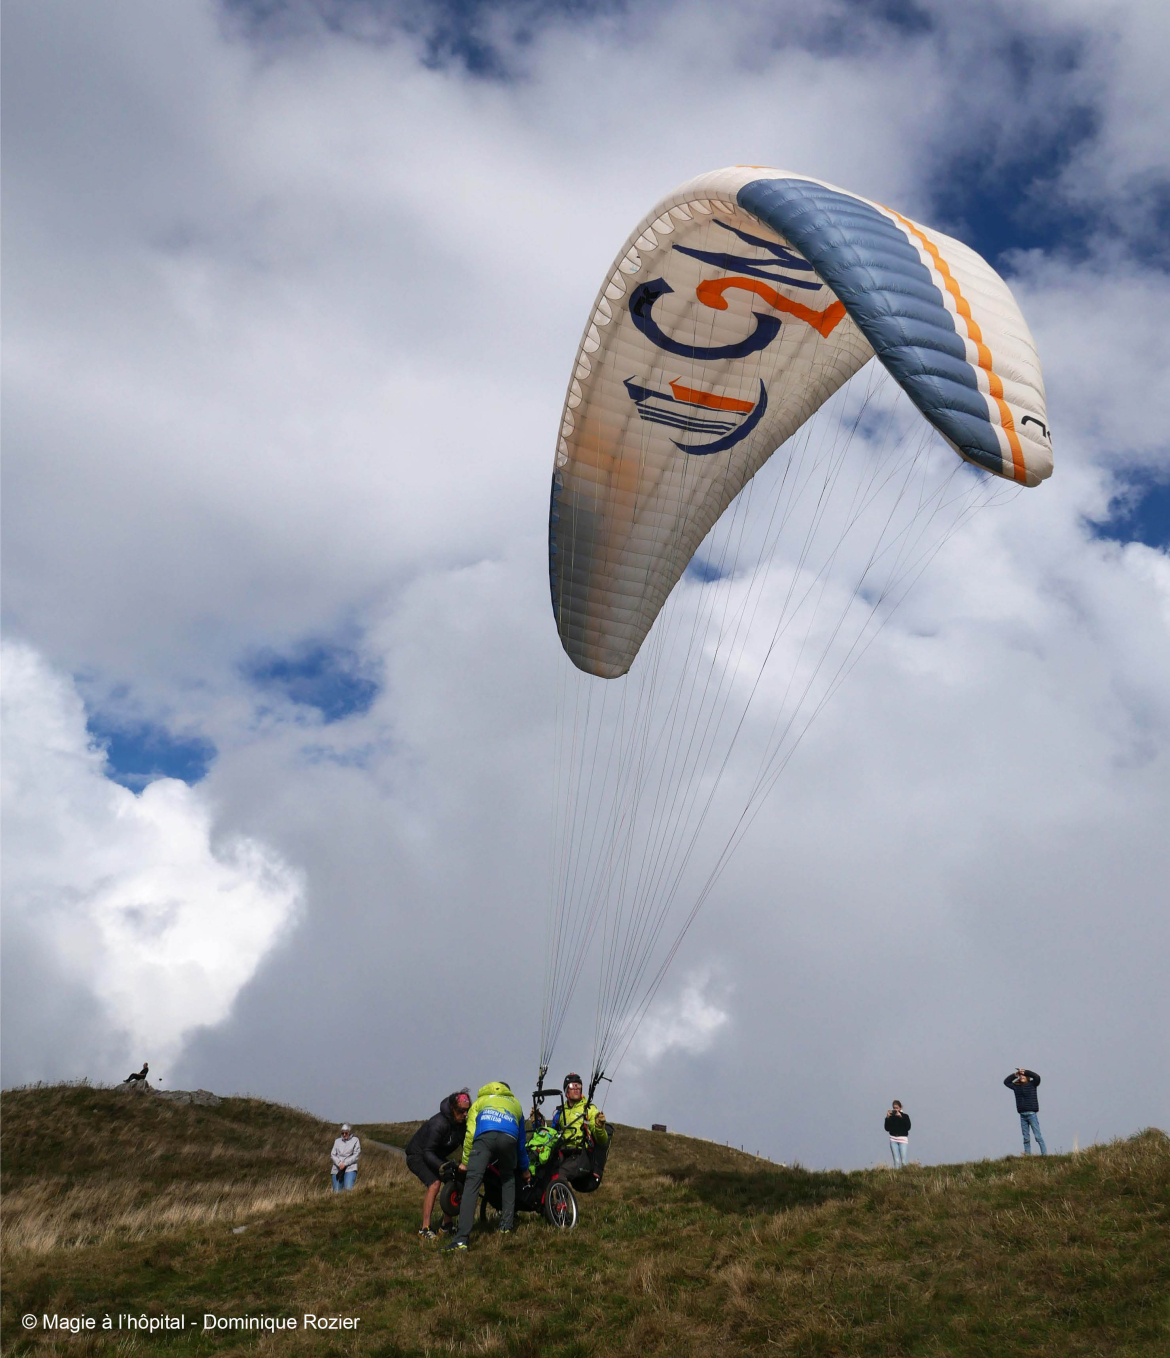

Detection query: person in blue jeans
(884, 1101), (911, 1167)
(330, 1123), (361, 1189)
(1003, 1068), (1046, 1155)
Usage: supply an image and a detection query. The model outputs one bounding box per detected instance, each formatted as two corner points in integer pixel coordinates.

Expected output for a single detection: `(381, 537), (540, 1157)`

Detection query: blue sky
(3, 0), (1167, 1171)
(244, 641), (380, 723)
(1093, 473), (1170, 550)
(90, 641), (378, 787)
(88, 712), (217, 788)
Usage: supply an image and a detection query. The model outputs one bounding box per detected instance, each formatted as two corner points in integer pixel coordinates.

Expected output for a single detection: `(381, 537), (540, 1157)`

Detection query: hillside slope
(2, 1084), (1167, 1356)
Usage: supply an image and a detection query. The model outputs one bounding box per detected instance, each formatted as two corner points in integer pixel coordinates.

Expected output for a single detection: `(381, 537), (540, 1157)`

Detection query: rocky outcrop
(114, 1082), (222, 1106)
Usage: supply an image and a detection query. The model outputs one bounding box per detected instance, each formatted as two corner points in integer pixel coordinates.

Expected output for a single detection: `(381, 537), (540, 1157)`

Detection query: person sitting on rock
(124, 1063), (149, 1084)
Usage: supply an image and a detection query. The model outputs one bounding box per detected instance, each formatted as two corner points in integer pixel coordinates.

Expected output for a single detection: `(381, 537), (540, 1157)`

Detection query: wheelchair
(437, 1108), (612, 1231)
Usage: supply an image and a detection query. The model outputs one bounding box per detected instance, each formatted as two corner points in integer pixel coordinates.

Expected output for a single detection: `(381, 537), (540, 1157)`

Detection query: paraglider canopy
(549, 166), (1051, 680)
(540, 166), (1052, 1099)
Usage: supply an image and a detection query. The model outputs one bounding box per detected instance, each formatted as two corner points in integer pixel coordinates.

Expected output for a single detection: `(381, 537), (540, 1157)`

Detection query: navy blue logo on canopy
(625, 376), (768, 455)
(630, 278), (782, 361)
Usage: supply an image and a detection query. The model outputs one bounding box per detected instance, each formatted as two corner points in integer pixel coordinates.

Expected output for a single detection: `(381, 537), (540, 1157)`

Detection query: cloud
(623, 972), (731, 1071)
(1, 0), (1167, 1165)
(0, 641), (303, 1083)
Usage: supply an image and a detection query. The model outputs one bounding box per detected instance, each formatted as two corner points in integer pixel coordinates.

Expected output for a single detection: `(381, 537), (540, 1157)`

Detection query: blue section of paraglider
(736, 178), (1007, 478)
(629, 278), (782, 361)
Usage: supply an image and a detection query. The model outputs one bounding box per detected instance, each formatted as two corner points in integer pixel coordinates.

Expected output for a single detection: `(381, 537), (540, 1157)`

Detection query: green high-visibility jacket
(553, 1096), (609, 1149)
(462, 1083), (530, 1171)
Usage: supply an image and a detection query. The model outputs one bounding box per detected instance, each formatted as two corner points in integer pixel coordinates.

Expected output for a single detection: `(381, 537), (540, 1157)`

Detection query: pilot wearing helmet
(552, 1073), (608, 1151)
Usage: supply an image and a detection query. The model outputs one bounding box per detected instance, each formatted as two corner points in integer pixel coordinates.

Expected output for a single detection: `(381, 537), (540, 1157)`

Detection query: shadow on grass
(664, 1162), (859, 1216)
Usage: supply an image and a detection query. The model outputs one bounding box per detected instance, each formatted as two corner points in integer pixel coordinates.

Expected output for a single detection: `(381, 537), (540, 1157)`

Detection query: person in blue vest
(442, 1082), (530, 1252)
(1004, 1068), (1047, 1155)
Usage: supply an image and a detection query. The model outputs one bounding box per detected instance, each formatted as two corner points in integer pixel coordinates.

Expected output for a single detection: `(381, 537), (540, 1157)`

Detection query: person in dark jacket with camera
(406, 1090), (471, 1238)
(884, 1101), (911, 1168)
(1003, 1068), (1046, 1155)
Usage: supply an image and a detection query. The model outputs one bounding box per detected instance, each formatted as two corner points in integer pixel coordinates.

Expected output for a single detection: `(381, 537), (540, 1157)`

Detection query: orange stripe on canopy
(886, 209), (1027, 484)
(695, 277), (848, 338)
(668, 380), (756, 413)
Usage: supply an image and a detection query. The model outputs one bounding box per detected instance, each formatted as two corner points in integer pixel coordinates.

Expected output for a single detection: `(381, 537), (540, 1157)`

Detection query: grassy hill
(2, 1083), (1167, 1356)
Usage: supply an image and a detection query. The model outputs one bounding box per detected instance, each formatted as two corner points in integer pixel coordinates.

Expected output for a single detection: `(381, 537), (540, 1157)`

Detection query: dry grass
(2, 1087), (1167, 1357)
(0, 1082), (407, 1255)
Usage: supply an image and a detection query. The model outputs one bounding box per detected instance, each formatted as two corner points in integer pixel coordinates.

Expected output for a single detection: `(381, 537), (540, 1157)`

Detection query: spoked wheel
(543, 1180), (578, 1229)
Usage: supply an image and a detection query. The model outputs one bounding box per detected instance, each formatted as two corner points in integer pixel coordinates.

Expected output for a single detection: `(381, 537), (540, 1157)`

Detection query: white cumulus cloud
(624, 972), (732, 1072)
(1, 640), (303, 1083)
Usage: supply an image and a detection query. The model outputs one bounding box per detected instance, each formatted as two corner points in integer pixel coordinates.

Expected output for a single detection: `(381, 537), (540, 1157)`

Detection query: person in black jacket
(406, 1090), (471, 1238)
(1003, 1068), (1046, 1155)
(884, 1101), (911, 1168)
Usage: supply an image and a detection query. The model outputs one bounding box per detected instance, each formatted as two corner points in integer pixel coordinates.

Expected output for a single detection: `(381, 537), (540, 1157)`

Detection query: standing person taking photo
(884, 1101), (911, 1168)
(1004, 1068), (1046, 1155)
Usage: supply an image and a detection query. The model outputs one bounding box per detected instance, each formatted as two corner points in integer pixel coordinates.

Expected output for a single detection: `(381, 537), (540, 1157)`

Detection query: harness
(558, 1098), (601, 1149)
(528, 1075), (612, 1194)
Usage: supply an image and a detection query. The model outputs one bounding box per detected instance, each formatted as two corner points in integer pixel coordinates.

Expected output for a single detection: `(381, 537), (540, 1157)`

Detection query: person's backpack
(527, 1126), (561, 1169)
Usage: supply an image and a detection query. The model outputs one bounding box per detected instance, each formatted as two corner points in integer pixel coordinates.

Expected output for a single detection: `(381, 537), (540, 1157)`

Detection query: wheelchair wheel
(438, 1181), (461, 1220)
(543, 1180), (578, 1229)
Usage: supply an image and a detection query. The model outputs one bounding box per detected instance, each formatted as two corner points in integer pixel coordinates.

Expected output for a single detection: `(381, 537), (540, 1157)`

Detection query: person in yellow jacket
(443, 1082), (529, 1252)
(551, 1073), (608, 1150)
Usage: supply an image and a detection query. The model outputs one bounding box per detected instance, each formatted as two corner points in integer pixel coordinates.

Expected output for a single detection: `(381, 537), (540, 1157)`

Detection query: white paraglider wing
(549, 166), (1051, 679)
(541, 166), (1053, 1090)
